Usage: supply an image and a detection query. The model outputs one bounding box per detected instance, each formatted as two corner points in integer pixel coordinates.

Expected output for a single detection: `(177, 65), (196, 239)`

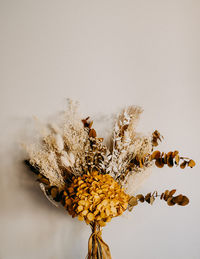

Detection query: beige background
(0, 0), (200, 258)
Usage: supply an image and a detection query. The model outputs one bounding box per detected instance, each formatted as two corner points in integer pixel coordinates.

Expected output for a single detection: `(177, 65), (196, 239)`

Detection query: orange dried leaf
(167, 151), (173, 157)
(87, 213), (95, 221)
(188, 160), (196, 168)
(50, 186), (58, 199)
(88, 121), (93, 129)
(139, 159), (143, 168)
(172, 150), (179, 158)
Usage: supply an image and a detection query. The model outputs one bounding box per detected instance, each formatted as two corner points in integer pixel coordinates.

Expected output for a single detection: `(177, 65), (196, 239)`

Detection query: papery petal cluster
(63, 171), (130, 226)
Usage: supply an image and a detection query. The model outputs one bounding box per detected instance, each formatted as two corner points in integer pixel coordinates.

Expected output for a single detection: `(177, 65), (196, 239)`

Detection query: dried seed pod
(121, 124), (128, 135)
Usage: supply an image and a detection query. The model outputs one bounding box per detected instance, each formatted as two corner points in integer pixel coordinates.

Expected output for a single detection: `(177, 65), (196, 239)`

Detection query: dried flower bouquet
(25, 101), (195, 259)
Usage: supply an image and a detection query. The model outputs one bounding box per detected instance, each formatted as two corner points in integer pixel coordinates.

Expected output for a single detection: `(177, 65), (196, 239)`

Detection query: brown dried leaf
(151, 151), (161, 160)
(128, 196), (138, 206)
(167, 156), (174, 167)
(139, 159), (143, 168)
(37, 174), (50, 185)
(178, 196), (189, 206)
(89, 128), (97, 138)
(160, 193), (164, 200)
(121, 124), (129, 135)
(167, 197), (176, 206)
(173, 194), (183, 204)
(164, 153), (168, 164)
(180, 161), (187, 169)
(155, 158), (164, 168)
(150, 196), (155, 205)
(128, 206), (134, 212)
(145, 193), (151, 203)
(175, 154), (180, 165)
(136, 194), (145, 203)
(152, 130), (163, 142)
(163, 190), (170, 201)
(169, 189), (176, 196)
(152, 139), (158, 146)
(50, 186), (59, 199)
(82, 117), (90, 127)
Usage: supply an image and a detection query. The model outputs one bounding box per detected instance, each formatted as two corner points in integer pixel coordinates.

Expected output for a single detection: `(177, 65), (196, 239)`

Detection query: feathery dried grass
(107, 106), (151, 171)
(26, 102), (153, 196)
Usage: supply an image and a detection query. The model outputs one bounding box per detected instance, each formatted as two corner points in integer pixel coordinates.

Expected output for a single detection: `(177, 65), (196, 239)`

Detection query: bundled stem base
(87, 222), (112, 259)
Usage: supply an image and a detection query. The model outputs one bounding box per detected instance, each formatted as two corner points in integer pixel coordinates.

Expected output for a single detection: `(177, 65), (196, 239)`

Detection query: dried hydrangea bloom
(63, 171), (130, 226)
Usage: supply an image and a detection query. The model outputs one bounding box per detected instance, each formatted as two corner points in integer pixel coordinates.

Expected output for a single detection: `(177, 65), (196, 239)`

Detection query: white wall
(0, 0), (200, 258)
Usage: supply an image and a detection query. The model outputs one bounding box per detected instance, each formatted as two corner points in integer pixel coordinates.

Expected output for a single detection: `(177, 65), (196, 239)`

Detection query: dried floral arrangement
(25, 100), (195, 259)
